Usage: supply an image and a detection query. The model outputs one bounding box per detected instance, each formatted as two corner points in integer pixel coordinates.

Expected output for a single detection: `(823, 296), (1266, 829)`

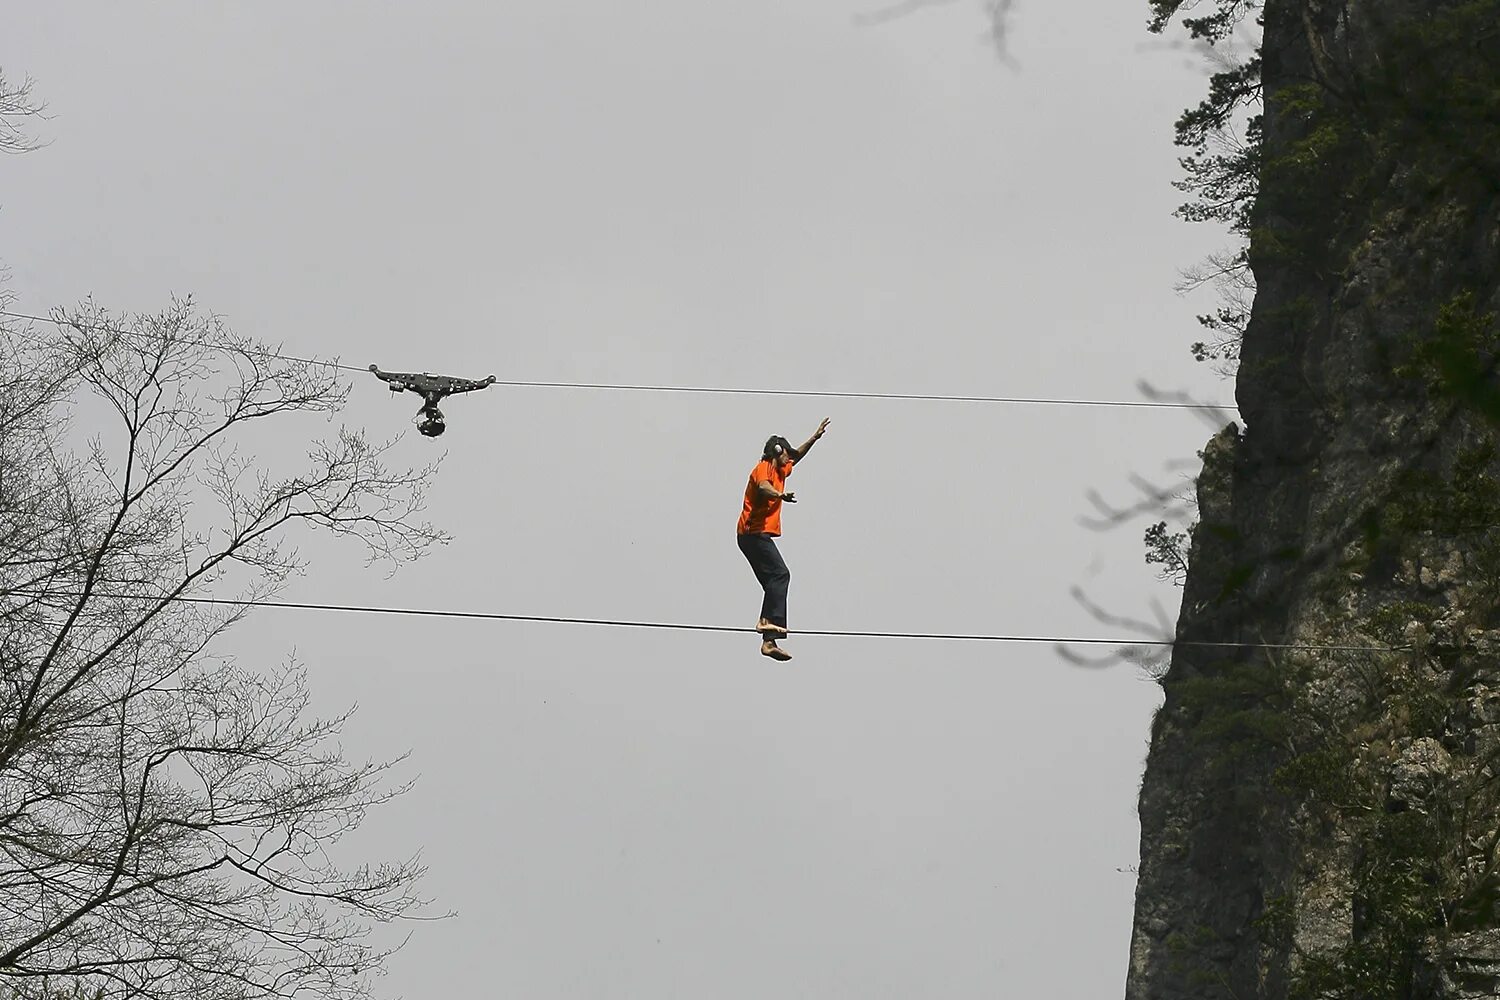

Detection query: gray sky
(3, 3), (1233, 996)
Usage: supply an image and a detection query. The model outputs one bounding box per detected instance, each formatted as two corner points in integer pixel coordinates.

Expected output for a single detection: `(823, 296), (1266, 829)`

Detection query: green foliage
(1176, 656), (1301, 766)
(1189, 302), (1247, 367)
(1149, 2), (1263, 374)
(1361, 601), (1439, 645)
(1287, 804), (1444, 999)
(1174, 68), (1262, 238)
(1254, 891), (1297, 949)
(1368, 0), (1500, 190)
(1147, 0), (1259, 41)
(1145, 520), (1190, 585)
(1272, 743), (1353, 806)
(1255, 83), (1371, 267)
(1382, 442), (1500, 538)
(1393, 292), (1500, 419)
(1374, 441), (1500, 616)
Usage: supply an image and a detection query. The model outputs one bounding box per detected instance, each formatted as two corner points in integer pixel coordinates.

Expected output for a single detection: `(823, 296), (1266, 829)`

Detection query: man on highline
(736, 418), (830, 660)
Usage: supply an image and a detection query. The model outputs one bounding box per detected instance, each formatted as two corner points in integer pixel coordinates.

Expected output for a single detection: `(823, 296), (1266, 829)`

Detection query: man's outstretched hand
(781, 491), (797, 503)
(791, 418), (830, 466)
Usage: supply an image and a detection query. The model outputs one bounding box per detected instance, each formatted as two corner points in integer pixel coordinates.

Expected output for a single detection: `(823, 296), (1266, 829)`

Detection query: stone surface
(1124, 0), (1500, 996)
(1387, 737), (1452, 812)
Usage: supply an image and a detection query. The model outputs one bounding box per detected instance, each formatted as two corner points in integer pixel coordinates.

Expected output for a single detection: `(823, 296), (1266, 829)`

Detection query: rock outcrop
(1126, 1), (1500, 996)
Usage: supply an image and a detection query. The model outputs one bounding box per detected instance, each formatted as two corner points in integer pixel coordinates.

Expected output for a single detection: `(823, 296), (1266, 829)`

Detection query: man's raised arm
(791, 418), (831, 462)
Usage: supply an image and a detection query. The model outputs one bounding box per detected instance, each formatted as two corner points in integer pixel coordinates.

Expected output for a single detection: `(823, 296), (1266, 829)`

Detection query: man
(736, 418), (830, 660)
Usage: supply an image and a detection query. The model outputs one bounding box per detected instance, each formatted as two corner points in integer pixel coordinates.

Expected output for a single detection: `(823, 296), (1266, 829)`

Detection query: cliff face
(1126, 1), (1500, 997)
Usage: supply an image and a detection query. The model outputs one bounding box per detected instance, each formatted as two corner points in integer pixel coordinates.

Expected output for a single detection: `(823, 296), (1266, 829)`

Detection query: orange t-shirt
(737, 458), (794, 536)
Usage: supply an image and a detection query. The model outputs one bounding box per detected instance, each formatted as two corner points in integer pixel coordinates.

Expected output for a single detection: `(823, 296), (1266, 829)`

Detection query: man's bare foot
(758, 619), (789, 636)
(760, 640), (793, 661)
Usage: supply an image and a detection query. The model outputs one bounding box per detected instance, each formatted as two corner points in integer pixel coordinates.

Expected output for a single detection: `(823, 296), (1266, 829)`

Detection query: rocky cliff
(1127, 1), (1500, 997)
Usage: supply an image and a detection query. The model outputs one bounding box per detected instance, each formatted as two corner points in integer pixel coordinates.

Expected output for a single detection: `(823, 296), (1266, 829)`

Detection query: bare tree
(0, 70), (47, 154)
(0, 300), (446, 1000)
(1179, 244), (1253, 378)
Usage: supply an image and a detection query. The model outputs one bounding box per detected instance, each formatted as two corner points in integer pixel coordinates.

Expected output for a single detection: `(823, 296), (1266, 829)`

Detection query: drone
(369, 365), (497, 437)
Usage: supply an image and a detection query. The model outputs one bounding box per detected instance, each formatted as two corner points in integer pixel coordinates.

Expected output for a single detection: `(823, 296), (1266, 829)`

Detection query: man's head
(763, 435), (793, 462)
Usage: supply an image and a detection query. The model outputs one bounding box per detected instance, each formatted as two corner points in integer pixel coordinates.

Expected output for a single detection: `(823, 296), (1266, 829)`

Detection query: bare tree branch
(0, 303), (447, 1000)
(853, 0), (1019, 66)
(0, 70), (48, 155)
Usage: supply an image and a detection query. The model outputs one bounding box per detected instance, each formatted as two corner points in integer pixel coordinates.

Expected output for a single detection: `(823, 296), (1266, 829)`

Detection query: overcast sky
(3, 3), (1235, 996)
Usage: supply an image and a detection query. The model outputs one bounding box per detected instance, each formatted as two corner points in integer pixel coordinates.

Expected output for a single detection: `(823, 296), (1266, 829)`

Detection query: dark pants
(737, 533), (790, 630)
